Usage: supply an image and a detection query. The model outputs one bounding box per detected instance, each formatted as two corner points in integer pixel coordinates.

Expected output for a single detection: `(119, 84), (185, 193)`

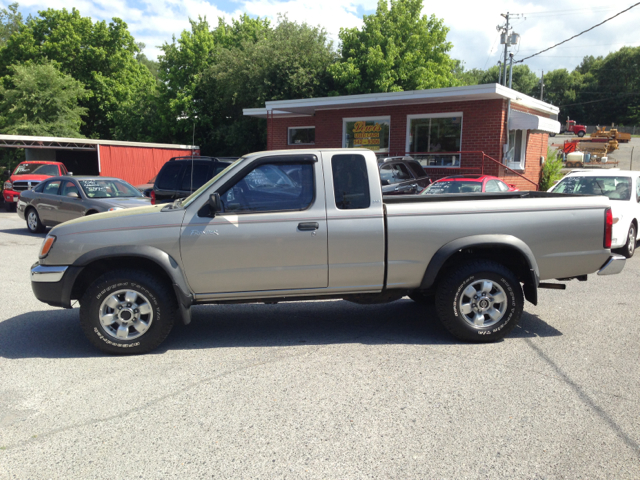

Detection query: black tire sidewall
(436, 262), (523, 342)
(80, 271), (175, 354)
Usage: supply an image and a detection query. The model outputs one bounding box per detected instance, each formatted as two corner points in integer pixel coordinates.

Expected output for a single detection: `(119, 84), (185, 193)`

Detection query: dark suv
(378, 156), (432, 195)
(151, 156), (237, 204)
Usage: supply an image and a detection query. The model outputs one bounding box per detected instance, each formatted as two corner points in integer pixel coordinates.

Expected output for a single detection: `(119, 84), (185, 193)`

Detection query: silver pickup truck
(30, 149), (625, 354)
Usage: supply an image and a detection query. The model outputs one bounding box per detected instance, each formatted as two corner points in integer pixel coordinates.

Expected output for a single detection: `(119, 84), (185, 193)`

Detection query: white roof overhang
(243, 84), (560, 119)
(0, 134), (198, 151)
(509, 110), (560, 134)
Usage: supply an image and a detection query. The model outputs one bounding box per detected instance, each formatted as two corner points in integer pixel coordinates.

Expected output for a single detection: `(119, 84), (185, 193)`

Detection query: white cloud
(4, 0), (640, 73)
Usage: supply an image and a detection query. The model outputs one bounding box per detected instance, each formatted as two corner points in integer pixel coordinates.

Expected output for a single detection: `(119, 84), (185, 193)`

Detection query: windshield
(553, 176), (631, 200)
(79, 179), (142, 198)
(14, 163), (59, 176)
(181, 158), (244, 208)
(422, 180), (482, 194)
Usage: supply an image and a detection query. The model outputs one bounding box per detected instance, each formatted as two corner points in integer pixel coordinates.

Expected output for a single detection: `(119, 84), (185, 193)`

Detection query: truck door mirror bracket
(207, 193), (221, 217)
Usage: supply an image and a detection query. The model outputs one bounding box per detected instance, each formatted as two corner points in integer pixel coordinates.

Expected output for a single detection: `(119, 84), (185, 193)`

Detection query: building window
(406, 113), (462, 168)
(288, 127), (315, 145)
(506, 130), (527, 170)
(343, 117), (390, 153)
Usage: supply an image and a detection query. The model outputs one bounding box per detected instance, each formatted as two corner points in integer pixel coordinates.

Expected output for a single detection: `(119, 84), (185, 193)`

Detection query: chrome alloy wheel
(628, 225), (636, 257)
(27, 211), (38, 231)
(98, 289), (154, 340)
(458, 279), (508, 328)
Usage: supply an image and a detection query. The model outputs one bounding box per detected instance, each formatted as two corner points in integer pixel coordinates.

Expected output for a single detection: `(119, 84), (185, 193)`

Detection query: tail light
(604, 207), (612, 249)
(150, 190), (156, 205)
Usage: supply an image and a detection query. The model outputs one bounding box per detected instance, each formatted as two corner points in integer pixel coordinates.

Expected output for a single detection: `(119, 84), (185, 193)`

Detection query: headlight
(3, 181), (12, 190)
(108, 207), (124, 212)
(39, 235), (56, 258)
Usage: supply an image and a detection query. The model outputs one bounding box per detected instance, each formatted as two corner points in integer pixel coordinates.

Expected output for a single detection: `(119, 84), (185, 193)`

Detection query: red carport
(0, 135), (199, 185)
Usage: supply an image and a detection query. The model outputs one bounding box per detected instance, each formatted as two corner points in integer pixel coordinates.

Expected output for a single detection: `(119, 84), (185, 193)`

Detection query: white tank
(566, 152), (584, 163)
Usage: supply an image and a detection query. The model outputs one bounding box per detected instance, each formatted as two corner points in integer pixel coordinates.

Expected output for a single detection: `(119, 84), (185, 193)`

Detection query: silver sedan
(17, 176), (151, 233)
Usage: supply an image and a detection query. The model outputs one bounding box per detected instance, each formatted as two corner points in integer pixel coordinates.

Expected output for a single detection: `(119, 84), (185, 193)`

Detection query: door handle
(298, 222), (319, 231)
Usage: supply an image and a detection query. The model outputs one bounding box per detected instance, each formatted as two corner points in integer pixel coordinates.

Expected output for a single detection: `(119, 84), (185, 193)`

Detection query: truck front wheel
(79, 269), (177, 354)
(577, 131), (585, 137)
(435, 260), (523, 342)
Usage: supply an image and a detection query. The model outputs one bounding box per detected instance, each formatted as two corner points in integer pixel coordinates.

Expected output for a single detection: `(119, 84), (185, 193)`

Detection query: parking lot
(0, 210), (639, 479)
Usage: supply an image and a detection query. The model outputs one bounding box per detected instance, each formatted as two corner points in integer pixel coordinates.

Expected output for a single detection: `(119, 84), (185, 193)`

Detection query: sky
(4, 0), (640, 76)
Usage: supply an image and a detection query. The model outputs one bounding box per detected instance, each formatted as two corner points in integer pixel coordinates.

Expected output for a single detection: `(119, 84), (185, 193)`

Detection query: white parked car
(549, 169), (640, 258)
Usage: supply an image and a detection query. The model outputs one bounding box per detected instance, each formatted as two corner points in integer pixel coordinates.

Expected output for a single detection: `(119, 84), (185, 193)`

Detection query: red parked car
(3, 161), (69, 211)
(420, 174), (519, 195)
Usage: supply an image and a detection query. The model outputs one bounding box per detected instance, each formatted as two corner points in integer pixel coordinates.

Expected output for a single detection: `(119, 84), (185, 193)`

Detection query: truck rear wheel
(79, 269), (177, 354)
(435, 260), (523, 342)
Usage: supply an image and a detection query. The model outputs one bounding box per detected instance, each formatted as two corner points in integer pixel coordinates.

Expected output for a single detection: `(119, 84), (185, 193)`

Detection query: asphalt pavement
(0, 210), (639, 479)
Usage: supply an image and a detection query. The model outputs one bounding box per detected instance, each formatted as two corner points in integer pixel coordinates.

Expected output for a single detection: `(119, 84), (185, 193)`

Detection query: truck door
(180, 154), (328, 295)
(325, 152), (386, 292)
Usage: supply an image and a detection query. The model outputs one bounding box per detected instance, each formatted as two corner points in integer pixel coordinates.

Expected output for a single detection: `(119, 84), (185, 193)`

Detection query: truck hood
(97, 197), (153, 209)
(52, 204), (165, 232)
(9, 174), (53, 182)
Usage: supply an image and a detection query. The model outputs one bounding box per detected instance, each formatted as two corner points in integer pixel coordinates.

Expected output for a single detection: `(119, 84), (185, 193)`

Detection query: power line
(559, 92), (640, 107)
(515, 2), (640, 64)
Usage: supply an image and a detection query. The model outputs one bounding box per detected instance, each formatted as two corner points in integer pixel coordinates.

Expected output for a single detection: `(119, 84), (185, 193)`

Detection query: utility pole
(498, 61), (503, 84)
(502, 13), (510, 85)
(508, 53), (514, 88)
(497, 13), (521, 86)
(540, 70), (544, 100)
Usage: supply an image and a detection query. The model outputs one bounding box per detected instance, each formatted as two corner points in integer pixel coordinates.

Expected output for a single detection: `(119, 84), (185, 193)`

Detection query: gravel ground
(0, 210), (639, 479)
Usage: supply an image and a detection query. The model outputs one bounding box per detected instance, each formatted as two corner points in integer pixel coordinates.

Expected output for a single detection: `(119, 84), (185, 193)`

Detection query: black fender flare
(420, 234), (540, 305)
(72, 245), (194, 310)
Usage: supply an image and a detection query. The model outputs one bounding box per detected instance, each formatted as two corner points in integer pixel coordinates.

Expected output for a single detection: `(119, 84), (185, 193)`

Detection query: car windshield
(181, 158), (244, 208)
(422, 180), (482, 194)
(553, 176), (631, 200)
(79, 179), (142, 198)
(13, 163), (59, 176)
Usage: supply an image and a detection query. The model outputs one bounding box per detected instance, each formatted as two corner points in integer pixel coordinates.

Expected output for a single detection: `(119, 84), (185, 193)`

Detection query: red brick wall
(267, 99), (548, 188)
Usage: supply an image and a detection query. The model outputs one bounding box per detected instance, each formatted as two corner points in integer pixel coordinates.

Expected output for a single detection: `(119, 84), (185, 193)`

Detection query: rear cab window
(332, 154), (371, 209)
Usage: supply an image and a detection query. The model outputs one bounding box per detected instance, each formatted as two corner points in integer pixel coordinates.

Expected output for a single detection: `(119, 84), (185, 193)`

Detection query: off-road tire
(26, 207), (45, 233)
(616, 224), (636, 259)
(408, 291), (435, 305)
(79, 269), (177, 355)
(435, 260), (523, 343)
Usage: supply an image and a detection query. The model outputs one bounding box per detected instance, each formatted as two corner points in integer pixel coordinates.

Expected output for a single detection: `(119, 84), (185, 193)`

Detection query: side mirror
(67, 172), (73, 176)
(67, 191), (80, 199)
(207, 193), (221, 217)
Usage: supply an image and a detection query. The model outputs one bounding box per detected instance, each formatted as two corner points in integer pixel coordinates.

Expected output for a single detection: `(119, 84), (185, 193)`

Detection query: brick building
(244, 84), (560, 190)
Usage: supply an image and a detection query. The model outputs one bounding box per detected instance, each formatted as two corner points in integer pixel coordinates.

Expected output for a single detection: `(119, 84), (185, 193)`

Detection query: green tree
(156, 14), (271, 143)
(477, 64), (539, 97)
(0, 61), (87, 137)
(196, 17), (337, 155)
(452, 60), (484, 86)
(329, 0), (456, 94)
(0, 8), (156, 140)
(0, 2), (23, 46)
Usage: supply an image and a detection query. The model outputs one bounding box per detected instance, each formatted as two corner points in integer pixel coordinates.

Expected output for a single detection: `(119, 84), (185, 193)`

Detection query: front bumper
(597, 255), (626, 276)
(31, 263), (83, 308)
(3, 189), (19, 203)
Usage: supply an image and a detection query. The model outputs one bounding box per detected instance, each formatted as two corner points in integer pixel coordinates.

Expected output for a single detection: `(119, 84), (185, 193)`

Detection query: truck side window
(219, 163), (314, 213)
(332, 154), (371, 209)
